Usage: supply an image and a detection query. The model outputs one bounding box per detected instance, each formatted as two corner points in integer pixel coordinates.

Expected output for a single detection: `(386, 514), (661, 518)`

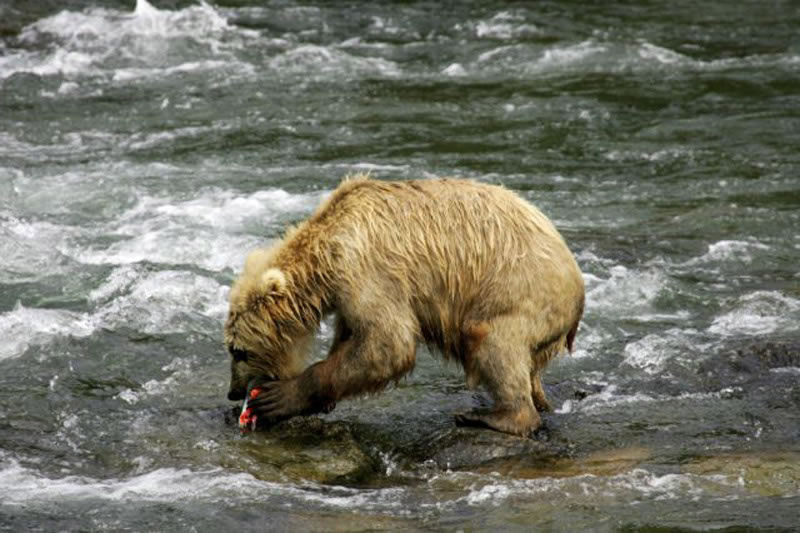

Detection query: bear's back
(314, 177), (581, 303)
(320, 177), (567, 259)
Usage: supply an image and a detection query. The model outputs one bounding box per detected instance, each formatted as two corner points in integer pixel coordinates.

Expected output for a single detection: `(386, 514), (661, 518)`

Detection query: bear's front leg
(248, 320), (416, 422)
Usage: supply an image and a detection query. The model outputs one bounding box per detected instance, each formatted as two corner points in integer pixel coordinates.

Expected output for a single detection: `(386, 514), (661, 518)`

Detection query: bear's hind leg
(455, 315), (540, 437)
(531, 372), (553, 412)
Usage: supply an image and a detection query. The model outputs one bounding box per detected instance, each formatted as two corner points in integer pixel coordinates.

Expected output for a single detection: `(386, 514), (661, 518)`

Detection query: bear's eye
(230, 347), (248, 363)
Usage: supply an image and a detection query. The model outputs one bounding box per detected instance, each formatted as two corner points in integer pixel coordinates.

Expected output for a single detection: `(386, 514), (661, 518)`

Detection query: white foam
(0, 129), (132, 165)
(115, 357), (194, 404)
(474, 11), (540, 41)
(0, 267), (230, 360)
(121, 125), (214, 151)
(319, 162), (411, 173)
(22, 0), (236, 46)
(472, 40), (607, 75)
(87, 266), (139, 304)
(636, 42), (690, 66)
(574, 384), (744, 414)
(74, 231), (251, 273)
(770, 367), (800, 374)
(0, 217), (78, 282)
(465, 482), (513, 504)
(5, 0), (257, 81)
(701, 51), (800, 71)
(0, 248), (234, 358)
(576, 249), (618, 269)
(0, 47), (86, 82)
(0, 302), (94, 360)
(585, 265), (664, 317)
(366, 16), (417, 40)
(623, 334), (676, 375)
(54, 412), (83, 454)
(472, 44), (516, 65)
(442, 63), (467, 76)
(631, 41), (800, 72)
(709, 291), (800, 337)
(688, 239), (770, 266)
(555, 399), (575, 414)
(70, 188), (326, 272)
(269, 45), (401, 79)
(149, 188), (323, 230)
(91, 269), (229, 334)
(0, 454), (406, 510)
(0, 458), (262, 505)
(0, 450), (744, 515)
(538, 40), (607, 69)
(455, 39), (799, 80)
(57, 81), (80, 94)
(578, 385), (657, 412)
(604, 147), (704, 163)
(452, 468), (727, 508)
(622, 329), (703, 375)
(111, 59), (252, 83)
(290, 485), (406, 510)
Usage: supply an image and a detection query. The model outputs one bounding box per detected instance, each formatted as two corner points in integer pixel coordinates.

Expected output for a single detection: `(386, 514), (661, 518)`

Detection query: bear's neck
(273, 236), (337, 331)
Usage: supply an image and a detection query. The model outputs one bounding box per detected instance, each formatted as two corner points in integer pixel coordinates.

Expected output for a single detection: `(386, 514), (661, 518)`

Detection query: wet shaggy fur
(224, 175), (584, 436)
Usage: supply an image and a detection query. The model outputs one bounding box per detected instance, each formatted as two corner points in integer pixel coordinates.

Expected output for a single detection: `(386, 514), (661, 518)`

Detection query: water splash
(709, 291), (800, 337)
(0, 302), (94, 360)
(5, 0), (254, 81)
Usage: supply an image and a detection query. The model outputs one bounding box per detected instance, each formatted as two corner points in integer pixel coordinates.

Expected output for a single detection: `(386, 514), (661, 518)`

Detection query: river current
(1, 1), (799, 531)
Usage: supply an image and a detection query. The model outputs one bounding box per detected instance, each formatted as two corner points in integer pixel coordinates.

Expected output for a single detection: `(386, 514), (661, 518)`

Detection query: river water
(1, 1), (799, 531)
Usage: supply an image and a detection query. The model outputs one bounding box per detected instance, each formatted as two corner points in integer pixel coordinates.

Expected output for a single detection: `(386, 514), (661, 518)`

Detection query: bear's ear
(260, 268), (288, 297)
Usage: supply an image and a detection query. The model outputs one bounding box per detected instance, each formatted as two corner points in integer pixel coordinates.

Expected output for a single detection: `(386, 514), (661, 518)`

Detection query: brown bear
(224, 175), (584, 437)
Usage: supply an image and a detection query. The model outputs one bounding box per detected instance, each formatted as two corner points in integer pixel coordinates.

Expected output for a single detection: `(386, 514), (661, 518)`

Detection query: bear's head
(224, 249), (310, 401)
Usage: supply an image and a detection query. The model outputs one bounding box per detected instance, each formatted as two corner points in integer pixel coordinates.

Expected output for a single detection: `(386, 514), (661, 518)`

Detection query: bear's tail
(530, 295), (585, 370)
(565, 295), (584, 353)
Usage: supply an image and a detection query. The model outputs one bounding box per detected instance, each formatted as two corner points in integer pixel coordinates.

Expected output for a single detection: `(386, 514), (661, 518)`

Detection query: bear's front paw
(246, 379), (306, 421)
(247, 375), (334, 420)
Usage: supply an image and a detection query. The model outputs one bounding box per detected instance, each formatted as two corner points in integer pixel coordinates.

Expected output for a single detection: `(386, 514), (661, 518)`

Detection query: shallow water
(1, 1), (799, 531)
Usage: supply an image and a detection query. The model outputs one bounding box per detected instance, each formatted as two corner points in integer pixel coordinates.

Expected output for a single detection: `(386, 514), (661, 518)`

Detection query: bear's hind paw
(454, 406), (540, 438)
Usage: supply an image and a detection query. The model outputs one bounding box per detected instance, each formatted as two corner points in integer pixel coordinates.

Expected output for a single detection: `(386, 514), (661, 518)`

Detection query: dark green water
(1, 1), (799, 531)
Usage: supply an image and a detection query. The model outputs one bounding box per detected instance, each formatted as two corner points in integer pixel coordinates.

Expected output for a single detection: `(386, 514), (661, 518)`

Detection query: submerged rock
(684, 452), (800, 497)
(226, 409), (583, 483)
(229, 416), (378, 485)
(404, 425), (572, 471)
(475, 446), (652, 479)
(697, 339), (800, 396)
(699, 339), (800, 379)
(222, 409), (663, 488)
